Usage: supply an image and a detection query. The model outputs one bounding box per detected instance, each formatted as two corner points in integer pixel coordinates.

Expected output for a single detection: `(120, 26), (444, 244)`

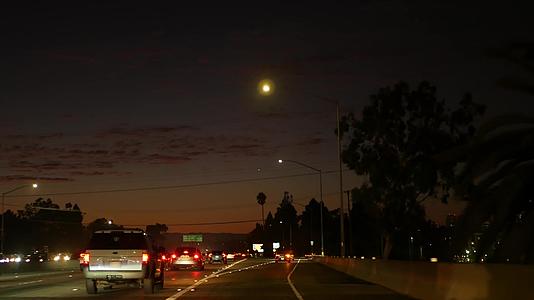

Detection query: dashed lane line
(166, 259), (246, 300)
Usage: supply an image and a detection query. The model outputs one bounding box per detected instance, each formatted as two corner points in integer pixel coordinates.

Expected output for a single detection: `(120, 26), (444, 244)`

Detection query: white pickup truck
(80, 229), (165, 294)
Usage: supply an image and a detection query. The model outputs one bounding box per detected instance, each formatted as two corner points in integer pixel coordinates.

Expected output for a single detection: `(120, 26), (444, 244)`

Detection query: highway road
(0, 258), (412, 299)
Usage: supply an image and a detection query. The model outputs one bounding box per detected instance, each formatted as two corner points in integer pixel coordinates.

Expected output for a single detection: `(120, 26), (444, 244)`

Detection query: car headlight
(53, 255), (61, 261)
(63, 255), (70, 261)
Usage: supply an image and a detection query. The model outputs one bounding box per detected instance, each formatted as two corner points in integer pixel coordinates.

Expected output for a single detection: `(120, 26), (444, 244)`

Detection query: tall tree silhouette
(341, 81), (485, 258)
(256, 192), (267, 229)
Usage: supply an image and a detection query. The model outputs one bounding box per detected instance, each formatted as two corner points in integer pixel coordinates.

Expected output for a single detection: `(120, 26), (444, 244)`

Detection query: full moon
(258, 79), (274, 95)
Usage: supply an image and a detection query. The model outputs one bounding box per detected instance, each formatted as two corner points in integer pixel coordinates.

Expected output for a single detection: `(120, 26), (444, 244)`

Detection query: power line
(16, 218), (262, 227)
(5, 170), (347, 198)
(122, 219), (262, 227)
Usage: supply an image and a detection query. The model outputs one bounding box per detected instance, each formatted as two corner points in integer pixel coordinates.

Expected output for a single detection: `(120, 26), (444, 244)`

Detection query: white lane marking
(0, 279), (44, 289)
(166, 259), (246, 300)
(287, 259), (304, 300)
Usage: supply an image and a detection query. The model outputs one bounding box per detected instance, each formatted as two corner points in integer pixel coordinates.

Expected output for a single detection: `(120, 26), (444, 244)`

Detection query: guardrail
(314, 256), (534, 300)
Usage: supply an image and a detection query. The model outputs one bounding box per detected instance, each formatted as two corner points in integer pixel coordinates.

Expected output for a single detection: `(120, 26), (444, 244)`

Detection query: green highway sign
(183, 234), (203, 242)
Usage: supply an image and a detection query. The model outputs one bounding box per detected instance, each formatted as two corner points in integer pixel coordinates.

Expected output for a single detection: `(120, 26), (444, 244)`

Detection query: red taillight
(142, 253), (149, 264)
(171, 254), (177, 259)
(80, 253), (90, 265)
(208, 253), (212, 257)
(193, 254), (199, 259)
(161, 255), (166, 260)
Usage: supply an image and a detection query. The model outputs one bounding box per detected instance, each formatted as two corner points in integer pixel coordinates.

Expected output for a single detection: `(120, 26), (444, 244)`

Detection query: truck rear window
(88, 232), (148, 250)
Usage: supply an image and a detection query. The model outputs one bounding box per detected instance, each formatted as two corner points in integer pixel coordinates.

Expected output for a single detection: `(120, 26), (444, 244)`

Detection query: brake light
(171, 254), (177, 259)
(222, 253), (226, 257)
(208, 253), (212, 257)
(161, 255), (166, 260)
(80, 253), (90, 265)
(142, 253), (149, 264)
(183, 250), (189, 254)
(194, 254), (199, 259)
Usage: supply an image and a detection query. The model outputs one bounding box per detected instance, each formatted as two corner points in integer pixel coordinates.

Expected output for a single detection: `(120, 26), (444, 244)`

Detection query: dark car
(209, 250), (227, 264)
(170, 247), (204, 270)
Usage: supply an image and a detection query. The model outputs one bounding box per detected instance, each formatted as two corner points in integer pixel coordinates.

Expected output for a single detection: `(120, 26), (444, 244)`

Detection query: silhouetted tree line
(1, 197), (168, 255)
(251, 69), (534, 263)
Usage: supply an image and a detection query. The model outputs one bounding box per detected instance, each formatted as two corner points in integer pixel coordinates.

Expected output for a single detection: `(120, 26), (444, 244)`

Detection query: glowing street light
(2, 183), (39, 253)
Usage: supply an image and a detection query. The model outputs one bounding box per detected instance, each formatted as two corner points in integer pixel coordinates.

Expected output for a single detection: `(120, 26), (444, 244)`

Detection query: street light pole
(1, 183), (38, 254)
(278, 159), (325, 256)
(319, 170), (324, 256)
(337, 102), (345, 258)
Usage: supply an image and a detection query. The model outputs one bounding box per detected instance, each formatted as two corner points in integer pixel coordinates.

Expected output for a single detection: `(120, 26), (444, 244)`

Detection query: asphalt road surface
(0, 258), (412, 299)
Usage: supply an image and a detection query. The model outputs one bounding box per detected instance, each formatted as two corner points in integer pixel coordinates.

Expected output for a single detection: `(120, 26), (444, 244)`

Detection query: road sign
(252, 243), (264, 253)
(183, 234), (203, 242)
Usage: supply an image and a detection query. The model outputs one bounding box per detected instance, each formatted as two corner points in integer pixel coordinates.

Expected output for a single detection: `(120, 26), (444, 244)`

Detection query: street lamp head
(32, 183), (38, 189)
(278, 159), (283, 164)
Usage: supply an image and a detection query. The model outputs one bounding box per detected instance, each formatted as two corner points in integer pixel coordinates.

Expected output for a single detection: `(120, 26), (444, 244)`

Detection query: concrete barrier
(314, 257), (534, 300)
(0, 261), (79, 276)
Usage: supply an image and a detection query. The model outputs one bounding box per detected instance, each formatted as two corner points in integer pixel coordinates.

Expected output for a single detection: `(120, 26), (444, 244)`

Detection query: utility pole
(345, 190), (353, 257)
(337, 102), (345, 257)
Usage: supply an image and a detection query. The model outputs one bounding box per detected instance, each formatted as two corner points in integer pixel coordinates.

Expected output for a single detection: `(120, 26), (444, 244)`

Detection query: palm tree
(256, 192), (267, 229)
(442, 115), (534, 263)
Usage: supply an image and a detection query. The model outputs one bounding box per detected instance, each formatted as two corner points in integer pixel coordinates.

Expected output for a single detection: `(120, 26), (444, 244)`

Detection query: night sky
(1, 1), (533, 232)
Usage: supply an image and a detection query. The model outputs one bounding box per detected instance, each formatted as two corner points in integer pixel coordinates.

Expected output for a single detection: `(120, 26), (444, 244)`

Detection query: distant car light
(171, 254), (177, 259)
(53, 255), (61, 262)
(14, 257), (22, 263)
(430, 257), (438, 263)
(63, 255), (70, 261)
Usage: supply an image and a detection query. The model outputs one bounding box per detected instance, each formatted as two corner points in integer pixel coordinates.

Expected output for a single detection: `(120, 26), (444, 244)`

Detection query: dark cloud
(0, 175), (73, 182)
(97, 126), (195, 138)
(10, 160), (114, 171)
(227, 144), (261, 150)
(142, 154), (191, 164)
(70, 171), (132, 176)
(297, 137), (324, 146)
(1, 128), (273, 178)
(2, 133), (64, 140)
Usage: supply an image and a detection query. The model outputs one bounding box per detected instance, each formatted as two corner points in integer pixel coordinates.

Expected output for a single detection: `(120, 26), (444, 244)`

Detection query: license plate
(106, 275), (123, 280)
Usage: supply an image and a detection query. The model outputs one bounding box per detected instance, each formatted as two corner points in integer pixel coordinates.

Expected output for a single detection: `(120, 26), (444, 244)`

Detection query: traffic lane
(291, 259), (414, 300)
(0, 270), (77, 287)
(0, 270), (84, 298)
(0, 259), (248, 299)
(174, 259), (296, 299)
